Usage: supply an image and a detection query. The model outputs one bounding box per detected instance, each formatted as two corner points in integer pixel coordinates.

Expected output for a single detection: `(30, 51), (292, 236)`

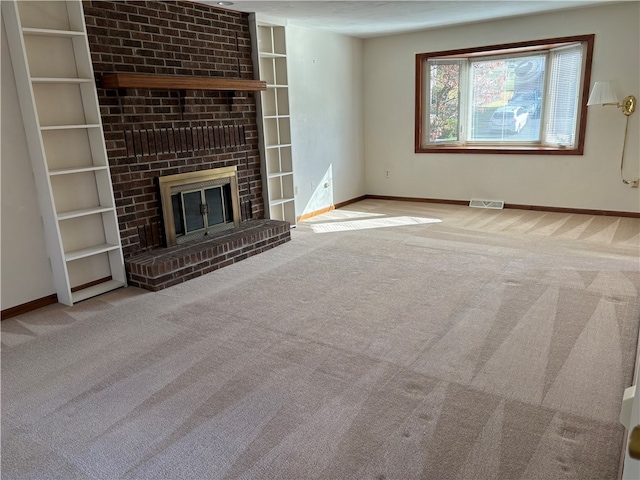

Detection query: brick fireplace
(83, 0), (290, 290)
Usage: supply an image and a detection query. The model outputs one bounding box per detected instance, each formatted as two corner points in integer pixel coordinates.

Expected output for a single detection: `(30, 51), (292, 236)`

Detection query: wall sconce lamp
(587, 81), (636, 115)
(587, 81), (638, 187)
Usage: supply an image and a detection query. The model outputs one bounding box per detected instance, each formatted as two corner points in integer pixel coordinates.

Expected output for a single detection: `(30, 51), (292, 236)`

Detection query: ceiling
(201, 0), (612, 38)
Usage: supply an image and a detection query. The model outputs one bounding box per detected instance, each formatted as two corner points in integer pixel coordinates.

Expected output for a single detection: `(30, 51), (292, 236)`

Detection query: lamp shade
(587, 81), (620, 106)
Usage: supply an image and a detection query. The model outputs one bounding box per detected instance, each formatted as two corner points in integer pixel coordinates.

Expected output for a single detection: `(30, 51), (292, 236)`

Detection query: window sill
(415, 145), (583, 155)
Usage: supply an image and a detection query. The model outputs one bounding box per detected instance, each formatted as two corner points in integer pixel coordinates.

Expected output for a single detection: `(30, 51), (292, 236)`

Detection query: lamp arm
(596, 96), (636, 116)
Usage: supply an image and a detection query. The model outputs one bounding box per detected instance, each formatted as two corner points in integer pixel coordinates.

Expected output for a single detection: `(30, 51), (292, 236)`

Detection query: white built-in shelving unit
(250, 19), (296, 227)
(2, 0), (126, 305)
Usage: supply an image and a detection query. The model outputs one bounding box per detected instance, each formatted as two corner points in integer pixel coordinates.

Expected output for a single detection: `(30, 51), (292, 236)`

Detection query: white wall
(364, 2), (640, 213)
(1, 13), (55, 310)
(286, 25), (365, 216)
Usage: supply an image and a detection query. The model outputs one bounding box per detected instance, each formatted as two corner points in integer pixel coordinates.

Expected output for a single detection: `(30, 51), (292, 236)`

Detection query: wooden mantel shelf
(100, 73), (267, 92)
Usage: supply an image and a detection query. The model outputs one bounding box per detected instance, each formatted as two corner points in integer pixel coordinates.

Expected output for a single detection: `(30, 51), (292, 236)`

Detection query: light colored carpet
(2, 199), (639, 480)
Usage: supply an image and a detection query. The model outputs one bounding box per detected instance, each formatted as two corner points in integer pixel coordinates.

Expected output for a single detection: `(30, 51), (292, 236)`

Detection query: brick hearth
(126, 220), (290, 291)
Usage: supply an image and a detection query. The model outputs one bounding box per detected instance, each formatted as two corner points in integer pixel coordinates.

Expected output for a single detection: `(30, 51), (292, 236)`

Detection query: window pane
(428, 61), (460, 143)
(183, 191), (205, 232)
(223, 183), (233, 222)
(171, 194), (185, 236)
(205, 187), (224, 226)
(470, 56), (545, 142)
(545, 45), (583, 147)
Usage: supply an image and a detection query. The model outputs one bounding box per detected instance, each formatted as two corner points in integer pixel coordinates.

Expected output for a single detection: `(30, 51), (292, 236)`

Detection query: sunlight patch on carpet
(311, 216), (442, 233)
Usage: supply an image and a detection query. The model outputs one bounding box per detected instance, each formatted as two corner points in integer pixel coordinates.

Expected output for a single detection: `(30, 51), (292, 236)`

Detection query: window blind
(544, 44), (584, 147)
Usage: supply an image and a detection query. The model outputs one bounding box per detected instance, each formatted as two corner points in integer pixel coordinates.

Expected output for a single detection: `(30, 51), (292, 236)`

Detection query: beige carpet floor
(2, 199), (640, 480)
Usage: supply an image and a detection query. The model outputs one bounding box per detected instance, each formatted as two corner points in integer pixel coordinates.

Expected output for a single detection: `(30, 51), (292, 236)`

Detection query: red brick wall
(83, 0), (264, 258)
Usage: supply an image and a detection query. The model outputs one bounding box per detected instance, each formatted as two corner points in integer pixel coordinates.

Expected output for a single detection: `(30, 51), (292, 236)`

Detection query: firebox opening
(171, 183), (233, 238)
(159, 167), (241, 246)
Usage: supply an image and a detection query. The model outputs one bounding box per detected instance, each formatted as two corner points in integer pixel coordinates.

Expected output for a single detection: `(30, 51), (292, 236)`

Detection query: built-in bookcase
(251, 19), (296, 226)
(2, 0), (126, 305)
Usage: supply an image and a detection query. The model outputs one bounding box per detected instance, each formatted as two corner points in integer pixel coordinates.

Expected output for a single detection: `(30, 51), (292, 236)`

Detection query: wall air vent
(469, 199), (504, 209)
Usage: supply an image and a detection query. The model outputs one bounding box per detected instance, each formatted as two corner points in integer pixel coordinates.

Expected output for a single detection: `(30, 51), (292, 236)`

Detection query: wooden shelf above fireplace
(100, 73), (267, 92)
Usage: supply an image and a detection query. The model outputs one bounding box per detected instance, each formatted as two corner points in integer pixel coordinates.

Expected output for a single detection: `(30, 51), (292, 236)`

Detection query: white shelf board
(22, 27), (85, 37)
(57, 206), (114, 221)
(31, 77), (93, 84)
(259, 52), (287, 58)
(267, 171), (293, 179)
(40, 124), (101, 131)
(65, 243), (120, 262)
(71, 279), (126, 303)
(265, 143), (292, 150)
(49, 165), (108, 176)
(263, 114), (290, 120)
(270, 197), (295, 206)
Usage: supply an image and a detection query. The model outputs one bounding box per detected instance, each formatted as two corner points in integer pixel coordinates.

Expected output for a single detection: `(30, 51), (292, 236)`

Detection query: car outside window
(415, 35), (594, 154)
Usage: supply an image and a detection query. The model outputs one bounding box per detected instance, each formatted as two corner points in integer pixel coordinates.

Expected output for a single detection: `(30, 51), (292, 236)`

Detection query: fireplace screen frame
(158, 166), (241, 246)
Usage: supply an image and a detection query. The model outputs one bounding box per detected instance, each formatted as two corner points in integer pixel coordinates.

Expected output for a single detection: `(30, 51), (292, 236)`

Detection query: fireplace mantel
(100, 73), (267, 92)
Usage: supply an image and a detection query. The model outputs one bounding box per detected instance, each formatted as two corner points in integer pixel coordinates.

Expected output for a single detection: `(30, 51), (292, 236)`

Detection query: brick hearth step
(126, 220), (290, 291)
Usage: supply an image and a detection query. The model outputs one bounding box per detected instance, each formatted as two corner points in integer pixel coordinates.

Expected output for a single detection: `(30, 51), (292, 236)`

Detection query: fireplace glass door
(171, 183), (233, 239)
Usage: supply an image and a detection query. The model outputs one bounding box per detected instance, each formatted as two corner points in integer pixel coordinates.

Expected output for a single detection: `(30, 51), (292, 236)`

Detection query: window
(415, 35), (594, 154)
